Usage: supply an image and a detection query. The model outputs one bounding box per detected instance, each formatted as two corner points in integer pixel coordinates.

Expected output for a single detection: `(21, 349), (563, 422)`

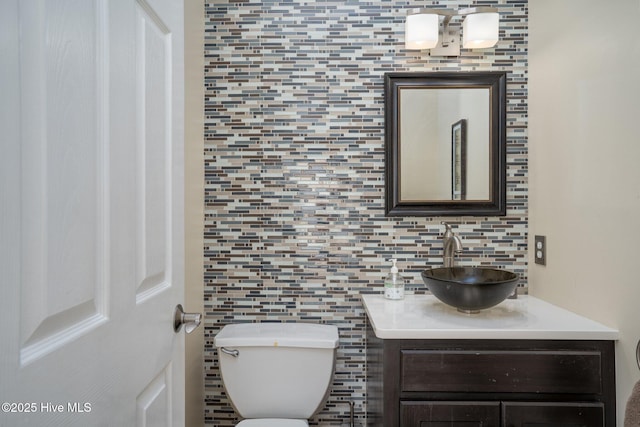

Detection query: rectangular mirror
(385, 72), (507, 216)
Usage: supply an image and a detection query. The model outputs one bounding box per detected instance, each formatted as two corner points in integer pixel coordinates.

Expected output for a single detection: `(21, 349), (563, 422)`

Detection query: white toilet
(214, 322), (339, 427)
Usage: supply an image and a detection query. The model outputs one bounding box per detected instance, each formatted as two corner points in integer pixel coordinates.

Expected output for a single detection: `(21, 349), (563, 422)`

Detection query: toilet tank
(214, 323), (339, 419)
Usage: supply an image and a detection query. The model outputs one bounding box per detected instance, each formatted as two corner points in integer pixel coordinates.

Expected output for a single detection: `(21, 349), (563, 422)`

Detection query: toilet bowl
(214, 323), (339, 426)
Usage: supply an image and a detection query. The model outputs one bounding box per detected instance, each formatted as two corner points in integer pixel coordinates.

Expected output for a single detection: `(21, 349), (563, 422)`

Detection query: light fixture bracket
(430, 28), (460, 56)
(429, 10), (460, 56)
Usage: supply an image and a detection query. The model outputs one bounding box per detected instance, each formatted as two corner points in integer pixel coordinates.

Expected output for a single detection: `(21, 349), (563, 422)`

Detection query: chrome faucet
(441, 222), (463, 267)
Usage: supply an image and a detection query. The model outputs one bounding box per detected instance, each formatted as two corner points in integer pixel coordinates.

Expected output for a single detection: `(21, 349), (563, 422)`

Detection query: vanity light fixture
(405, 7), (499, 56)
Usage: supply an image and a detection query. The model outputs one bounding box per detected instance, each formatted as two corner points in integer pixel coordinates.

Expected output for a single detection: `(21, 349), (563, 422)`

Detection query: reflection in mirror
(400, 88), (490, 201)
(385, 72), (507, 217)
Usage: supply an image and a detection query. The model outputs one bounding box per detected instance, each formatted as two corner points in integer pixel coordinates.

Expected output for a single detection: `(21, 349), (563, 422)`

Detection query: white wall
(458, 90), (489, 200)
(529, 1), (640, 424)
(400, 89), (445, 199)
(184, 0), (204, 425)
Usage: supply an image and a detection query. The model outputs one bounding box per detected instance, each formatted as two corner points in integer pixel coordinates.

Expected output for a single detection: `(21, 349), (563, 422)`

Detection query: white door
(0, 0), (187, 426)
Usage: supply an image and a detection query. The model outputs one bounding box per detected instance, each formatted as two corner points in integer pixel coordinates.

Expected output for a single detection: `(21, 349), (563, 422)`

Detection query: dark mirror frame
(384, 71), (507, 217)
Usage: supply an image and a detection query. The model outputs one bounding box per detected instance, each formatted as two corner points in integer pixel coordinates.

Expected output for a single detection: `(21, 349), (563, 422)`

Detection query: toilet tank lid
(214, 323), (339, 349)
(237, 419), (308, 427)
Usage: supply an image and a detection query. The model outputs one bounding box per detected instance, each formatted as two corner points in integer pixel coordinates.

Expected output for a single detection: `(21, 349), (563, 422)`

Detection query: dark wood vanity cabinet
(366, 324), (616, 426)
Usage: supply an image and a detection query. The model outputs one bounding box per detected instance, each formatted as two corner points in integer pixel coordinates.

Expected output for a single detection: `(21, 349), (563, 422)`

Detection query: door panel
(0, 0), (185, 425)
(137, 363), (173, 427)
(135, 0), (172, 302)
(18, 0), (109, 367)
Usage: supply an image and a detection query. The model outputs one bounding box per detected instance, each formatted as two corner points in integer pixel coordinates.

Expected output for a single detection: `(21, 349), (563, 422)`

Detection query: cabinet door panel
(401, 401), (500, 427)
(502, 402), (604, 427)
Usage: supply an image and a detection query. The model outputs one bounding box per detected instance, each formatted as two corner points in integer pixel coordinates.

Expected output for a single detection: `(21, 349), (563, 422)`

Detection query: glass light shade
(405, 13), (439, 50)
(462, 12), (499, 48)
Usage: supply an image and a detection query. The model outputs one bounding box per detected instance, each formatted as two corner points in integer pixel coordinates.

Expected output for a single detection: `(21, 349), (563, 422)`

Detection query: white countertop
(362, 294), (619, 340)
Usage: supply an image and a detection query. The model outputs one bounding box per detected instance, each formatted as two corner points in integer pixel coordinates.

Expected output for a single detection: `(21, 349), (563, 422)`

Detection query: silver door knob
(173, 304), (202, 334)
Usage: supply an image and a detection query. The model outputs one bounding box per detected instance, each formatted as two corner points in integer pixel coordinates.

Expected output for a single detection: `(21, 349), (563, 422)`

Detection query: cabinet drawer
(502, 402), (604, 427)
(401, 350), (602, 394)
(400, 401), (500, 427)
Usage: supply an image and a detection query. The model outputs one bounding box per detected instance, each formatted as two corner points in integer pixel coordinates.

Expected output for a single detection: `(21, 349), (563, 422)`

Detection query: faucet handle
(441, 221), (454, 237)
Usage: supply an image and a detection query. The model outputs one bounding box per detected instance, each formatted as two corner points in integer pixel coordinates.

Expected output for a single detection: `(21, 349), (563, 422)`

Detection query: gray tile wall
(204, 0), (528, 425)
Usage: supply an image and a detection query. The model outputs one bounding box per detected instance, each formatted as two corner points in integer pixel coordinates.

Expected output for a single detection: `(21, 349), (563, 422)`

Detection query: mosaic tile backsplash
(204, 0), (528, 425)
